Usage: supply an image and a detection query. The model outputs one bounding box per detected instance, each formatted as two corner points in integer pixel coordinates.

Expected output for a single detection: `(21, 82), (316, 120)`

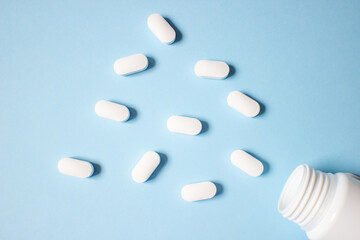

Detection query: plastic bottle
(278, 164), (360, 240)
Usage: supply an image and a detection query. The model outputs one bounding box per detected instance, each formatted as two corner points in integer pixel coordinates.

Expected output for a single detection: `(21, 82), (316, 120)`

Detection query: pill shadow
(227, 64), (236, 78)
(148, 152), (168, 181)
(213, 182), (224, 197)
(127, 107), (137, 121)
(241, 92), (266, 116)
(92, 163), (102, 177)
(243, 150), (271, 176)
(199, 120), (209, 135)
(258, 102), (266, 116)
(72, 156), (102, 178)
(147, 56), (156, 70)
(164, 17), (182, 43)
(109, 100), (138, 122)
(124, 56), (155, 77)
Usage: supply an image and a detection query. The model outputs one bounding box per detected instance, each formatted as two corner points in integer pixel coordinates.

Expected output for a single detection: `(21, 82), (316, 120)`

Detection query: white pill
(195, 60), (230, 79)
(58, 158), (94, 178)
(147, 13), (176, 44)
(181, 181), (217, 202)
(231, 150), (264, 177)
(95, 100), (130, 122)
(113, 54), (148, 75)
(167, 116), (202, 136)
(227, 91), (261, 117)
(132, 151), (161, 183)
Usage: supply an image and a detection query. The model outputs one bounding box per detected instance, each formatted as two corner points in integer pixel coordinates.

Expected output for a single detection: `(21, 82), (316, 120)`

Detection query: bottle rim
(278, 164), (311, 217)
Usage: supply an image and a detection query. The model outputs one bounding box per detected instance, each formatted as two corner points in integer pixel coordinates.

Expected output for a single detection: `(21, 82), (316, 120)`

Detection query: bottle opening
(278, 164), (310, 217)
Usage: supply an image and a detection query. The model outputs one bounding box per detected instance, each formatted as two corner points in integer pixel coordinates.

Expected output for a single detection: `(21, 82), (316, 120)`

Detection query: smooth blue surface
(1, 1), (360, 239)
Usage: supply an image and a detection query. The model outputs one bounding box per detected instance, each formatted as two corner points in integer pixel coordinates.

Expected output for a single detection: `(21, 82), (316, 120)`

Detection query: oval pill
(167, 116), (202, 136)
(95, 100), (130, 122)
(147, 13), (176, 44)
(132, 151), (161, 183)
(113, 54), (148, 76)
(181, 181), (217, 202)
(58, 158), (94, 178)
(231, 150), (264, 177)
(227, 91), (261, 117)
(195, 60), (230, 79)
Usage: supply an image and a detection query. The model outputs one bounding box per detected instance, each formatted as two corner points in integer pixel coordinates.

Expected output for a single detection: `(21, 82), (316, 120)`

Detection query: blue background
(1, 0), (360, 239)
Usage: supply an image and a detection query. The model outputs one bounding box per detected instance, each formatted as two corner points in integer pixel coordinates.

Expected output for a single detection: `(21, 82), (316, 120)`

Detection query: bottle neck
(278, 165), (337, 230)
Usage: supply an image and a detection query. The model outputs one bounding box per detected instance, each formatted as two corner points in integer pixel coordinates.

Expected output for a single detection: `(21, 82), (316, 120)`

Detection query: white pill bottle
(278, 164), (360, 240)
